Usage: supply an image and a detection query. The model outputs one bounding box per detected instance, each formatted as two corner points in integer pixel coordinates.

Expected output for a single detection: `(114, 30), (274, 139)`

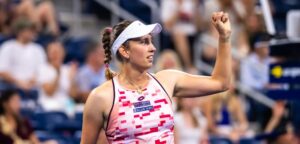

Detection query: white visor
(111, 20), (162, 55)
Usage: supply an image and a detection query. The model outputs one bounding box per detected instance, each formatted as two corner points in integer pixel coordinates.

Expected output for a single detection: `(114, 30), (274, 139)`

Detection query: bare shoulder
(155, 69), (184, 79)
(91, 80), (114, 98)
(85, 80), (114, 112)
(154, 69), (186, 83)
(152, 69), (185, 97)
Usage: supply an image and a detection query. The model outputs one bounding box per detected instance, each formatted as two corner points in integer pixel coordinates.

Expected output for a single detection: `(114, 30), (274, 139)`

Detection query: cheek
(25, 32), (34, 38)
(131, 46), (146, 60)
(163, 59), (176, 69)
(49, 53), (58, 61)
(58, 53), (65, 60)
(9, 101), (20, 113)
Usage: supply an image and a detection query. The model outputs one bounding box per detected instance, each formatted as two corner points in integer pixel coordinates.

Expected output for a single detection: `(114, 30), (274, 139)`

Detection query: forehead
(47, 42), (64, 51)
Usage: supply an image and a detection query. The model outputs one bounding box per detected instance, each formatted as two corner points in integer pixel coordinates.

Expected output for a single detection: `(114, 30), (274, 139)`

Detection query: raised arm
(156, 12), (232, 98)
(210, 11), (232, 90)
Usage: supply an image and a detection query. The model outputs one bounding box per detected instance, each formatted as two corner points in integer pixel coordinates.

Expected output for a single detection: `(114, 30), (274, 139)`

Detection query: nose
(149, 43), (156, 53)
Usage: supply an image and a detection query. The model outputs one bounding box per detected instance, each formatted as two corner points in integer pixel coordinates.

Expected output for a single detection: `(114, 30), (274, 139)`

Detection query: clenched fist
(212, 11), (231, 42)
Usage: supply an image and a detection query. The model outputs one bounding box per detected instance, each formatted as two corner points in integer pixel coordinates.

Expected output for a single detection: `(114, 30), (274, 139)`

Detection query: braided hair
(101, 20), (132, 80)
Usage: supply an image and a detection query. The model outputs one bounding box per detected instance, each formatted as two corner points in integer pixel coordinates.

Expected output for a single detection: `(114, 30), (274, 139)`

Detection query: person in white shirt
(174, 97), (209, 144)
(240, 40), (271, 131)
(0, 18), (46, 91)
(37, 41), (78, 113)
(241, 41), (270, 91)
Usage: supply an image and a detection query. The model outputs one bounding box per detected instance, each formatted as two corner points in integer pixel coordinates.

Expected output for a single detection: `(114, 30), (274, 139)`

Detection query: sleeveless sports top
(105, 74), (174, 144)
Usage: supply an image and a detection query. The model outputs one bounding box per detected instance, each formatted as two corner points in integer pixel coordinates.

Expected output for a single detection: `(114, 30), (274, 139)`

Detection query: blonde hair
(155, 50), (182, 72)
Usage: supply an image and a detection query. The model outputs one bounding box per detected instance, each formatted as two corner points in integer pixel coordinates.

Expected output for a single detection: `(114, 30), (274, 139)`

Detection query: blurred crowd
(158, 0), (300, 144)
(0, 0), (299, 144)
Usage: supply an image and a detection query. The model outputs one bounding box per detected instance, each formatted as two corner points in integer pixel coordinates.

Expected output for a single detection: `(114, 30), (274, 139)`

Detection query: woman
(15, 0), (59, 35)
(155, 49), (183, 72)
(174, 98), (209, 144)
(202, 91), (252, 142)
(0, 89), (57, 144)
(161, 0), (204, 71)
(38, 41), (78, 115)
(81, 11), (231, 143)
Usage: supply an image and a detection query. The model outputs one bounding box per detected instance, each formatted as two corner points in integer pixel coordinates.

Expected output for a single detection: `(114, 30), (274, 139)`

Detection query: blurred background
(0, 0), (299, 144)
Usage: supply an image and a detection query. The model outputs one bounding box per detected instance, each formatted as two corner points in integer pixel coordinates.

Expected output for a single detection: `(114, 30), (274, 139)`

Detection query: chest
(9, 47), (40, 68)
(106, 83), (174, 138)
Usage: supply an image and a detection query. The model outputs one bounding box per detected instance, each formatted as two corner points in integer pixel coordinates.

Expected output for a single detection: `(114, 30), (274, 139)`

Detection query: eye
(140, 38), (152, 45)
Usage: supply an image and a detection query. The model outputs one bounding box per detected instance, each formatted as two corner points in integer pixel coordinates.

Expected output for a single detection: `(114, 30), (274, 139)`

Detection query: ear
(118, 45), (130, 59)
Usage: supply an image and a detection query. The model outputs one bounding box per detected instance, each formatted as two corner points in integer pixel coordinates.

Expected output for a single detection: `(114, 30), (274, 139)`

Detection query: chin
(141, 63), (153, 70)
(143, 65), (152, 70)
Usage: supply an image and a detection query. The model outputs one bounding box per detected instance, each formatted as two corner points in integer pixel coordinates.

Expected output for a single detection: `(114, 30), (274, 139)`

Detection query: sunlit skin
(4, 94), (21, 117)
(81, 11), (231, 144)
(122, 35), (156, 70)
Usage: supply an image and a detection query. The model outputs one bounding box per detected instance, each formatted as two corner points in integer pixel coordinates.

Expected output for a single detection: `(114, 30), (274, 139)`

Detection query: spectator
(265, 101), (298, 144)
(204, 0), (250, 58)
(0, 0), (59, 36)
(241, 40), (273, 131)
(0, 3), (12, 37)
(240, 41), (270, 91)
(202, 81), (253, 143)
(245, 11), (268, 51)
(0, 89), (57, 144)
(175, 97), (209, 144)
(77, 40), (106, 102)
(37, 41), (78, 114)
(154, 49), (183, 109)
(15, 0), (59, 36)
(0, 18), (46, 92)
(161, 0), (203, 71)
(155, 49), (182, 72)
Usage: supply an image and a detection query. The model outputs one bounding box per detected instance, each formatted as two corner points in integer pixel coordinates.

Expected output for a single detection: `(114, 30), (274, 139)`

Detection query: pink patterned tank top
(105, 74), (174, 144)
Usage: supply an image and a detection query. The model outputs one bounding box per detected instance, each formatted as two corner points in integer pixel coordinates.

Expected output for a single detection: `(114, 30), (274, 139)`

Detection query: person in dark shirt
(0, 89), (57, 144)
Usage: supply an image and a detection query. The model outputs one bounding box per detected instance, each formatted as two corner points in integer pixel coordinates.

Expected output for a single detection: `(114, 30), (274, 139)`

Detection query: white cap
(111, 20), (162, 55)
(254, 41), (269, 49)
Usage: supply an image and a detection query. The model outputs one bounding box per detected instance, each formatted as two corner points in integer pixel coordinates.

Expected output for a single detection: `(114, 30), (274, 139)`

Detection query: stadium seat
(63, 37), (90, 64)
(33, 111), (69, 131)
(119, 0), (151, 23)
(36, 130), (75, 144)
(75, 112), (83, 124)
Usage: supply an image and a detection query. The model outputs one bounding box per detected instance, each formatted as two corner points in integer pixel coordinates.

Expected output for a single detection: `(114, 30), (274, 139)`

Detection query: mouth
(147, 55), (154, 61)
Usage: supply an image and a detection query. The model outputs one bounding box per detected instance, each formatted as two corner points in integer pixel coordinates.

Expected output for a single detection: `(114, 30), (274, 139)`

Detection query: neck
(16, 37), (29, 44)
(119, 63), (149, 84)
(257, 54), (266, 62)
(4, 113), (15, 121)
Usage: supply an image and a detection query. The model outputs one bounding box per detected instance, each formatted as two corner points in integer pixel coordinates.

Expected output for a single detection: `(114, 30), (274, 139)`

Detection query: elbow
(212, 75), (232, 92)
(219, 81), (231, 92)
(45, 91), (55, 96)
(69, 91), (78, 99)
(44, 88), (55, 96)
